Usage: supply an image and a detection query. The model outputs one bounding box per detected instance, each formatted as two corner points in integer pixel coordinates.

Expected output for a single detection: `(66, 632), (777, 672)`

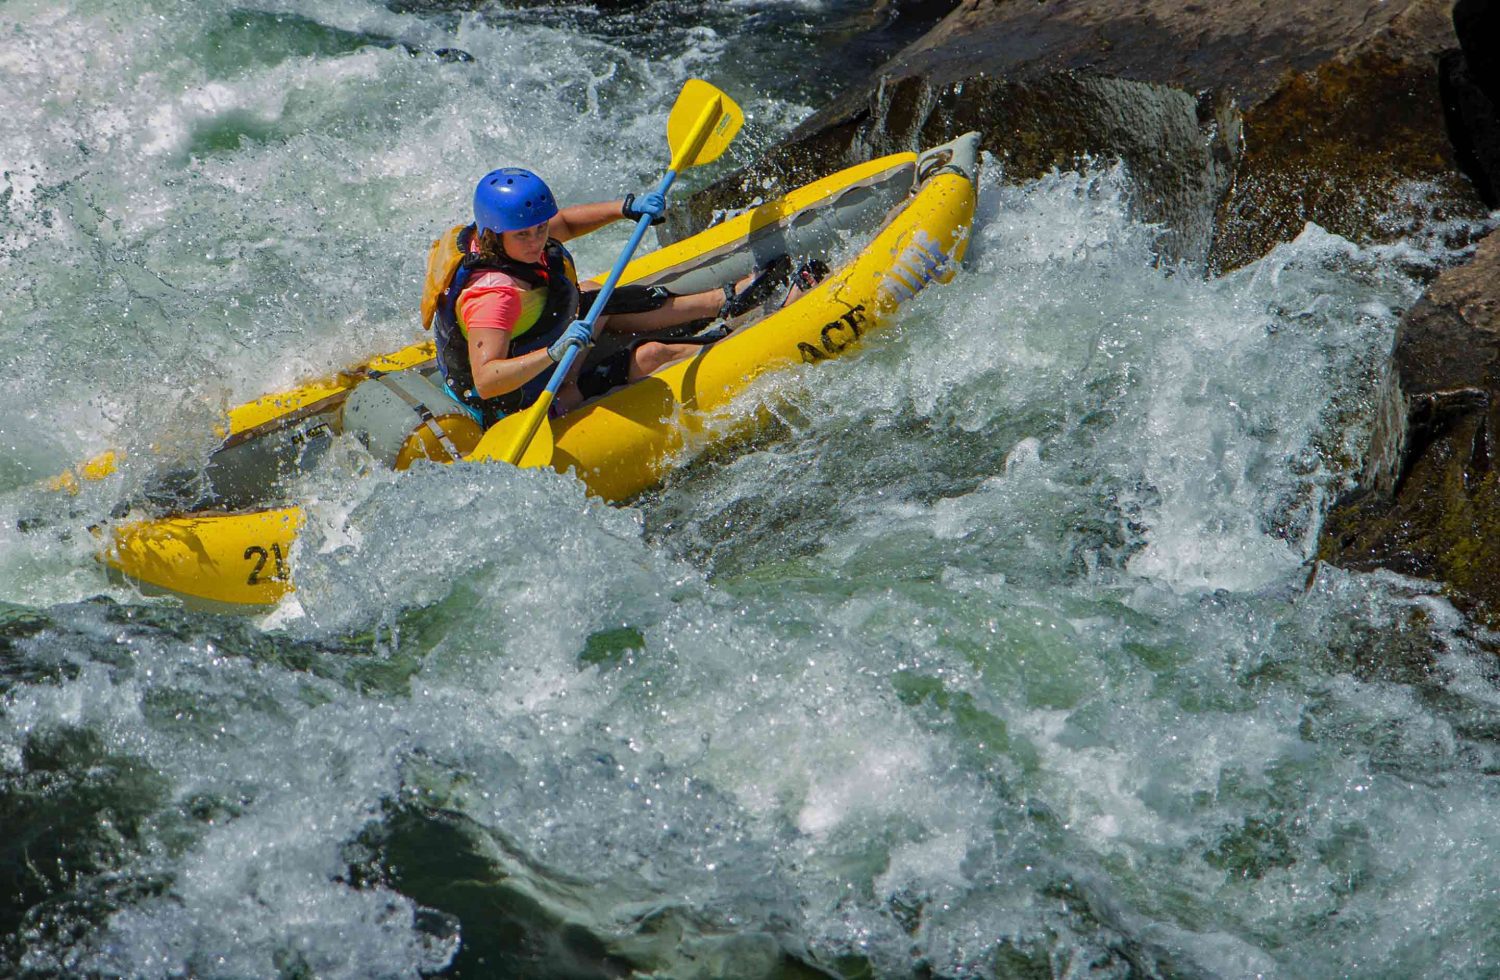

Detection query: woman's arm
(467, 327), (554, 400)
(458, 280), (556, 400)
(548, 200), (628, 241)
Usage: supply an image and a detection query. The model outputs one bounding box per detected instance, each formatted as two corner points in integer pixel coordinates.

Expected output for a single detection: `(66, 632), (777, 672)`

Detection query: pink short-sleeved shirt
(456, 269), (527, 336)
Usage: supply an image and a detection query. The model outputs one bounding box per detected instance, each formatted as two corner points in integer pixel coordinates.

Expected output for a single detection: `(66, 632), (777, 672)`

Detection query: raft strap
(372, 374), (465, 462)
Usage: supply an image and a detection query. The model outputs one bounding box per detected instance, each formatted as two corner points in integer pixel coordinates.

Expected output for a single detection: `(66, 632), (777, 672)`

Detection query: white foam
(8, 4), (1500, 976)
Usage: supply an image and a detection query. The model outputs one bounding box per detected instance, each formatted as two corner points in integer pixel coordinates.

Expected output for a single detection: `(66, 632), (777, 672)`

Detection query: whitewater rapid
(3, 2), (1500, 977)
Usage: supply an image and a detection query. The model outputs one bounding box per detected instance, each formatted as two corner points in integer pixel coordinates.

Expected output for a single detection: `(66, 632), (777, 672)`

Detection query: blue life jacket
(430, 224), (580, 425)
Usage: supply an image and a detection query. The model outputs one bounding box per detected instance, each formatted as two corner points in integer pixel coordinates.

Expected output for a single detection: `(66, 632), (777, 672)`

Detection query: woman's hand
(622, 191), (667, 225)
(548, 320), (595, 363)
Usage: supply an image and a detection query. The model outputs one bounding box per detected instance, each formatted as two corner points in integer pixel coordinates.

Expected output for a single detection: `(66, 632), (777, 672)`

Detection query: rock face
(678, 0), (1491, 273)
(669, 0), (1500, 622)
(1320, 231), (1500, 625)
(1443, 0), (1500, 206)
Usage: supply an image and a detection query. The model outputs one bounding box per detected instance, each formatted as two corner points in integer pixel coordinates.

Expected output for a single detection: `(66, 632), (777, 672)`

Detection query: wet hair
(472, 228), (511, 265)
(472, 226), (551, 267)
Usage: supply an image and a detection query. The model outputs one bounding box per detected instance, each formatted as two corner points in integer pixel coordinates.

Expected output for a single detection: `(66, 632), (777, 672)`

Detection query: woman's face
(501, 221), (549, 264)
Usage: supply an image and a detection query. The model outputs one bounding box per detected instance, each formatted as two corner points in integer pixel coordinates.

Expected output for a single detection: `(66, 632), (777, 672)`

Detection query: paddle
(499, 78), (743, 467)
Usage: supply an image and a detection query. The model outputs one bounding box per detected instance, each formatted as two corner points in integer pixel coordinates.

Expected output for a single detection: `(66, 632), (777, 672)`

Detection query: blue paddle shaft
(545, 170), (679, 392)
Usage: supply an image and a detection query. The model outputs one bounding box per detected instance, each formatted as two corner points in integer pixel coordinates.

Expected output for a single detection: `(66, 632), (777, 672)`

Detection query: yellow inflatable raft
(91, 134), (980, 607)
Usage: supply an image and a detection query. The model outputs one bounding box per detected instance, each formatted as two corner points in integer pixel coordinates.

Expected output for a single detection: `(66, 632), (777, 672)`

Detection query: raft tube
(99, 134), (981, 607)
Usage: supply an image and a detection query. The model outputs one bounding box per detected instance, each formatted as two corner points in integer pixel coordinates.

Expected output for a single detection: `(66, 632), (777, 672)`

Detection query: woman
(423, 167), (791, 426)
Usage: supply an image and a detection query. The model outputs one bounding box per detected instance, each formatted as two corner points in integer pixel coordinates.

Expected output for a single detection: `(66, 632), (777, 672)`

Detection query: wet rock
(1441, 0), (1500, 205)
(1319, 231), (1500, 625)
(678, 0), (1491, 272)
(859, 0), (965, 32)
(812, 0), (966, 91)
(401, 43), (474, 63)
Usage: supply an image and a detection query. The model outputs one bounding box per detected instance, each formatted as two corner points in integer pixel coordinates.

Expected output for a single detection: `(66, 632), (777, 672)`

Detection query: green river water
(2, 1), (1499, 977)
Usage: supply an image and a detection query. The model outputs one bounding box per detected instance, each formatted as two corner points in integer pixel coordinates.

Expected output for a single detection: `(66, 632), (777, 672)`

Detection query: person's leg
(619, 259), (834, 383)
(554, 380), (586, 414)
(627, 341), (703, 382)
(598, 289), (724, 335)
(599, 256), (795, 336)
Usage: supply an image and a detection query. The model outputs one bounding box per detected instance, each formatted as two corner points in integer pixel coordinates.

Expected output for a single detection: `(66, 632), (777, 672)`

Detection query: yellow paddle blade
(500, 388), (556, 466)
(667, 79), (742, 172)
(514, 413), (555, 470)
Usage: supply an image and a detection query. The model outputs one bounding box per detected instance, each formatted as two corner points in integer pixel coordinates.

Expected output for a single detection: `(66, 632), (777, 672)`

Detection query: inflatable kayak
(86, 133), (980, 608)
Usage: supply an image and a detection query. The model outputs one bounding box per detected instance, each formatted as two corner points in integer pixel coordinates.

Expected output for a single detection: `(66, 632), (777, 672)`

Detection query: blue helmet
(473, 167), (558, 234)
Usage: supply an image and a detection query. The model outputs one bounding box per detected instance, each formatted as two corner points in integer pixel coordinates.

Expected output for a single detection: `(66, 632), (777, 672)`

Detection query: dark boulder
(1441, 0), (1500, 205)
(677, 0), (1491, 273)
(1319, 231), (1500, 625)
(859, 0), (965, 30)
(812, 0), (966, 89)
